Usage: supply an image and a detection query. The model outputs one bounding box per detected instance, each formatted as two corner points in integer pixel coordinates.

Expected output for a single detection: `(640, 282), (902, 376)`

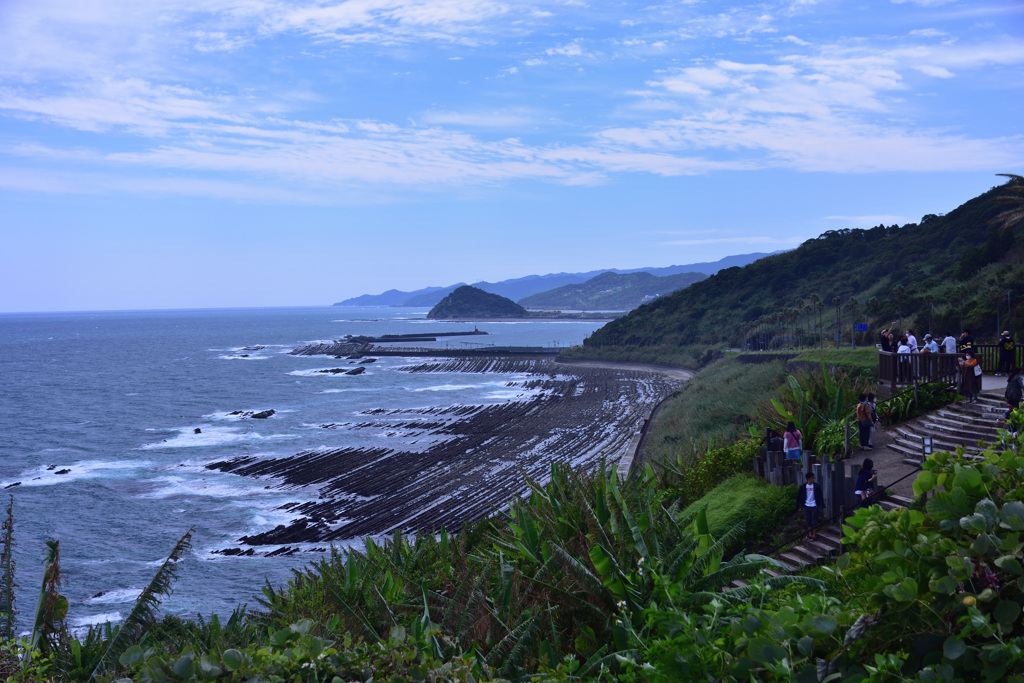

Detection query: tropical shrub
(838, 416), (1024, 680)
(759, 364), (871, 454)
(658, 438), (762, 508)
(680, 474), (795, 555)
(876, 379), (958, 425)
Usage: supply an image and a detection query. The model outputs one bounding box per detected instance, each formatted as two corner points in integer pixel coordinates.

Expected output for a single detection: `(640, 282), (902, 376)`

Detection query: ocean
(0, 307), (608, 629)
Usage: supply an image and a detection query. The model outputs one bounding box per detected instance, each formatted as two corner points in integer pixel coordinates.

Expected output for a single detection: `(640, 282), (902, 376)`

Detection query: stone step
(890, 428), (986, 454)
(918, 416), (1000, 440)
(779, 551), (814, 568)
(887, 494), (915, 507)
(804, 537), (838, 555)
(816, 529), (842, 550)
(933, 411), (1005, 431)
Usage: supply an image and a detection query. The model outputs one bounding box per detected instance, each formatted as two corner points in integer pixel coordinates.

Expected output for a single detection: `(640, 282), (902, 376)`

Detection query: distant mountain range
(519, 271), (707, 311)
(333, 252), (782, 308)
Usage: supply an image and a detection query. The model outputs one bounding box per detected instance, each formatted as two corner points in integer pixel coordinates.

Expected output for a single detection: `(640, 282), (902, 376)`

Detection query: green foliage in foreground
(680, 474), (796, 556)
(14, 409), (1024, 681)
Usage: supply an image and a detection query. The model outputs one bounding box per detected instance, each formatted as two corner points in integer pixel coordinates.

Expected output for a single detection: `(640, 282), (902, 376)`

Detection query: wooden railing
(878, 343), (1018, 390)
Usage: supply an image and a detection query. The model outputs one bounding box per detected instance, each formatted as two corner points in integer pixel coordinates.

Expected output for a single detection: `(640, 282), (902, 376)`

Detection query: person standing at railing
(906, 328), (919, 353)
(959, 350), (981, 403)
(958, 329), (975, 354)
(897, 336), (911, 383)
(880, 322), (896, 352)
(942, 332), (958, 373)
(921, 334), (938, 379)
(998, 331), (1016, 377)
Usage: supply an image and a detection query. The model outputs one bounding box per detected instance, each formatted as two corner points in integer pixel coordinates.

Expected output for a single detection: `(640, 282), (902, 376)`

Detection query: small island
(427, 285), (527, 319)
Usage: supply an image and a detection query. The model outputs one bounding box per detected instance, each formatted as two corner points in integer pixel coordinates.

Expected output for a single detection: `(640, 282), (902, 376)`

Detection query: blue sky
(1, 0), (1022, 312)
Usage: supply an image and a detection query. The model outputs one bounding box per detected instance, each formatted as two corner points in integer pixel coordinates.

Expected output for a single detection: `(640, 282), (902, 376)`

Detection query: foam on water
(135, 475), (284, 500)
(288, 367), (373, 377)
(84, 588), (142, 605)
(413, 384), (479, 392)
(141, 426), (297, 450)
(0, 459), (151, 488)
(70, 612), (121, 628)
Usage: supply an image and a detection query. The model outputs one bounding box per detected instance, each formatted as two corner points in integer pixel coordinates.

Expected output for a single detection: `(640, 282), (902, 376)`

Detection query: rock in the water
(54, 469), (71, 475)
(345, 367), (366, 376)
(4, 482), (20, 489)
(251, 409), (275, 419)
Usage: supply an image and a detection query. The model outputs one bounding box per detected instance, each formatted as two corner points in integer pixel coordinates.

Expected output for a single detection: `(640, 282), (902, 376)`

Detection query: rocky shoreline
(206, 356), (686, 553)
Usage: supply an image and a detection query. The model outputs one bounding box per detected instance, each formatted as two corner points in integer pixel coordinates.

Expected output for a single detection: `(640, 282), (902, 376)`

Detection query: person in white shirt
(921, 334), (939, 379)
(906, 329), (918, 353)
(942, 333), (958, 373)
(897, 336), (911, 382)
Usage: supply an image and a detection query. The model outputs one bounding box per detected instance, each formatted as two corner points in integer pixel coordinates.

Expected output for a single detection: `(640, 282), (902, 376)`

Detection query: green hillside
(518, 270), (707, 311)
(427, 285), (527, 319)
(584, 179), (1024, 356)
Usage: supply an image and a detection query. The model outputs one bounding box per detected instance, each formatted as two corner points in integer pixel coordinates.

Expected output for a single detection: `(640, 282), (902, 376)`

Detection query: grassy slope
(642, 357), (789, 464)
(642, 349), (878, 466)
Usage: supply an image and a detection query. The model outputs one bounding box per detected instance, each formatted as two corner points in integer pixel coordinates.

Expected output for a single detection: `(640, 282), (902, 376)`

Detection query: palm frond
(89, 526), (193, 681)
(489, 608), (547, 678)
(0, 496), (16, 641)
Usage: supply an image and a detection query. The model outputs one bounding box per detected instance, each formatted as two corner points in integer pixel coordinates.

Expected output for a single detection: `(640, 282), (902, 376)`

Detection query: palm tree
(892, 283), (907, 331)
(951, 282), (968, 331)
(992, 173), (1024, 232)
(832, 296), (842, 346)
(794, 298), (807, 348)
(810, 294), (824, 348)
(847, 296), (858, 347)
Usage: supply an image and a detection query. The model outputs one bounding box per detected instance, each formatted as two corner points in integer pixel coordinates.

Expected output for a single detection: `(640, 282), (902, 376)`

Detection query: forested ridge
(584, 181), (1024, 352)
(427, 285), (527, 319)
(519, 270), (706, 310)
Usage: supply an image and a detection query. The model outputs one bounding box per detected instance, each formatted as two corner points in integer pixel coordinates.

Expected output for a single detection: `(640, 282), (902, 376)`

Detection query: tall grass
(643, 357), (789, 465)
(560, 344), (722, 370)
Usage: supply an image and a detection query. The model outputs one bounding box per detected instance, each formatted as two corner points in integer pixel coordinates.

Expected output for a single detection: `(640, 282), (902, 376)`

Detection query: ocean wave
(288, 367), (372, 377)
(135, 475), (285, 500)
(413, 384), (478, 392)
(84, 588), (142, 605)
(0, 460), (151, 489)
(140, 426), (297, 450)
(70, 612), (121, 628)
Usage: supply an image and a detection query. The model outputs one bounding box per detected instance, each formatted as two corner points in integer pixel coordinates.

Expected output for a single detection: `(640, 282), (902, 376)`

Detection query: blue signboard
(855, 323), (868, 331)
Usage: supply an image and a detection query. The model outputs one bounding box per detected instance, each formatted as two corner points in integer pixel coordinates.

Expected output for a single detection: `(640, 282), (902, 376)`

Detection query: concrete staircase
(888, 394), (1007, 465)
(733, 492), (916, 586)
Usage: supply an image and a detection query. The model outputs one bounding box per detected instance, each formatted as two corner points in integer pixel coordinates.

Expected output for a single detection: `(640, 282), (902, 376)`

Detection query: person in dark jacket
(796, 471), (824, 539)
(854, 458), (877, 504)
(999, 331), (1017, 376)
